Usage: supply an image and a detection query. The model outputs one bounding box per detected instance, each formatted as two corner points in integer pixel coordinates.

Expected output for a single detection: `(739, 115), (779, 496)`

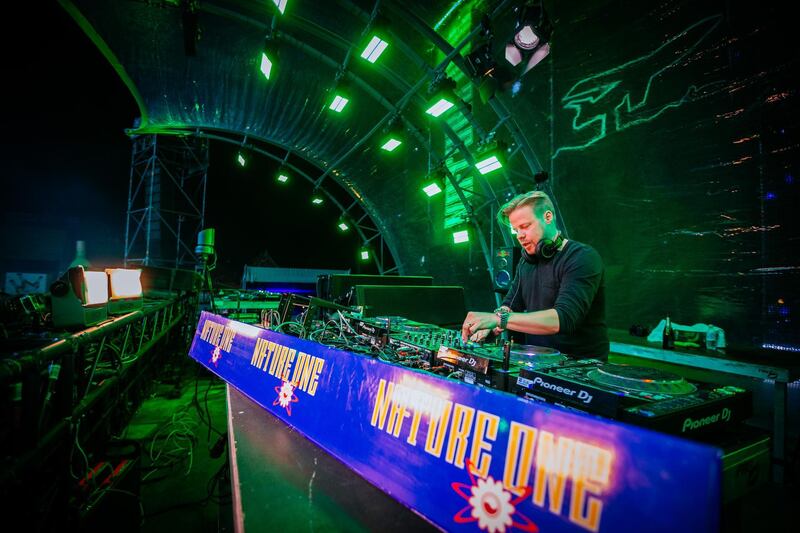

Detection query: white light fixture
(260, 52), (273, 79)
(330, 95), (349, 112)
(452, 230), (470, 244)
(475, 156), (502, 174)
(381, 138), (402, 152)
(272, 0), (287, 14)
(361, 35), (388, 63)
(423, 182), (443, 196)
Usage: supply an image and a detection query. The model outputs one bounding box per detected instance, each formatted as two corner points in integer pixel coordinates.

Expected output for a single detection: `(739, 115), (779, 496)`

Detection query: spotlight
(330, 95), (349, 113)
(464, 14), (502, 102)
(329, 79), (350, 113)
(474, 139), (507, 175)
(50, 267), (109, 329)
(379, 117), (404, 152)
(276, 167), (289, 183)
(504, 1), (552, 77)
(425, 77), (458, 118)
(272, 0), (287, 14)
(361, 36), (388, 63)
(465, 43), (496, 78)
(236, 151), (247, 167)
(337, 217), (351, 232)
(358, 247), (371, 261)
(452, 227), (470, 244)
(422, 180), (443, 197)
(381, 137), (402, 152)
(311, 193), (324, 205)
(465, 44), (506, 104)
(195, 228), (216, 260)
(422, 168), (448, 197)
(360, 18), (390, 64)
(106, 268), (143, 314)
(260, 51), (274, 80)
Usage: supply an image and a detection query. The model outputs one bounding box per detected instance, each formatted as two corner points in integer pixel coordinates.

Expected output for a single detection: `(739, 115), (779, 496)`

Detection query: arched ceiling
(60, 0), (552, 309)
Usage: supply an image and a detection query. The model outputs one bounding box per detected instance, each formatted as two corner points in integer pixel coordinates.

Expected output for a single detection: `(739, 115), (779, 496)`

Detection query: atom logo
(452, 460), (537, 533)
(273, 380), (299, 415)
(209, 346), (222, 367)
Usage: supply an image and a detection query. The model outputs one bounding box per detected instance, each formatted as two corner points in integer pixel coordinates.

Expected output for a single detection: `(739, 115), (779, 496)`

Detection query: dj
(461, 191), (609, 360)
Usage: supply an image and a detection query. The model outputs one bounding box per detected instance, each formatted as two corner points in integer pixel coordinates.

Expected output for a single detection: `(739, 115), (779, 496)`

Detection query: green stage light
(360, 35), (388, 63)
(260, 52), (273, 80)
(328, 78), (351, 113)
(426, 98), (455, 117)
(337, 219), (350, 232)
(359, 247), (370, 261)
(381, 138), (402, 152)
(380, 117), (404, 152)
(330, 95), (349, 112)
(311, 194), (324, 205)
(425, 77), (457, 118)
(272, 0), (287, 14)
(275, 164), (290, 183)
(474, 140), (507, 175)
(452, 229), (470, 244)
(423, 182), (443, 196)
(236, 151), (247, 167)
(422, 169), (447, 197)
(475, 155), (502, 174)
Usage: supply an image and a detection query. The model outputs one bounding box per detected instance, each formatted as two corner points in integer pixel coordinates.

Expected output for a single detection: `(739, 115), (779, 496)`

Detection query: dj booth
(186, 307), (789, 532)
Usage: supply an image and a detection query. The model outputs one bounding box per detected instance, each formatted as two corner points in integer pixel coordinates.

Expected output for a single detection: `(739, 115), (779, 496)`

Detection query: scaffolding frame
(124, 134), (209, 268)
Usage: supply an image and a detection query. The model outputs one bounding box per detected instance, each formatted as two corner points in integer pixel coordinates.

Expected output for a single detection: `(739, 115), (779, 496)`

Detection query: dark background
(0, 2), (367, 291)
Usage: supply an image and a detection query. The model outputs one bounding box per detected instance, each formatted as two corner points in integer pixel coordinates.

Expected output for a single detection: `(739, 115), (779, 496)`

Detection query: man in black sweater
(461, 191), (609, 360)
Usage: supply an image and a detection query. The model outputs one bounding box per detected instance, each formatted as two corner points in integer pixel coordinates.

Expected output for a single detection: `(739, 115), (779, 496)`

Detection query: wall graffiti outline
(553, 15), (722, 158)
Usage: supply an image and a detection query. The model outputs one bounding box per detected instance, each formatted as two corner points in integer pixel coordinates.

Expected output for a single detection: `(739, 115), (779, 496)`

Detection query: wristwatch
(494, 308), (510, 330)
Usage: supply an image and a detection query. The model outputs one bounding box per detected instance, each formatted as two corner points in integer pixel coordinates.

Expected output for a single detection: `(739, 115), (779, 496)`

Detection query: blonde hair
(497, 190), (555, 225)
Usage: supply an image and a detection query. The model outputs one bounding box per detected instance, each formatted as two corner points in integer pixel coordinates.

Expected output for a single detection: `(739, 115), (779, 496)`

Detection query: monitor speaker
(354, 285), (465, 327)
(317, 274), (433, 305)
(493, 246), (520, 293)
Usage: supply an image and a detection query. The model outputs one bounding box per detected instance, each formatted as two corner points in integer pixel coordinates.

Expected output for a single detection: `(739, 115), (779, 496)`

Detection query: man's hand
(468, 328), (492, 343)
(461, 311), (501, 342)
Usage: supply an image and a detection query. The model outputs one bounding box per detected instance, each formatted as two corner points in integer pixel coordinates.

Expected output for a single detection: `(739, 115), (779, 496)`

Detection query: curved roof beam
(283, 25), (502, 271)
(132, 2), (513, 280)
(204, 6), (506, 272)
(287, 1), (515, 279)
(148, 126), (391, 273)
(202, 2), (505, 229)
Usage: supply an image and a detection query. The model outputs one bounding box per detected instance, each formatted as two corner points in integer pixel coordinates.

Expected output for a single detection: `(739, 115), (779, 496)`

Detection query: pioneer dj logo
(681, 407), (731, 433)
(531, 377), (594, 404)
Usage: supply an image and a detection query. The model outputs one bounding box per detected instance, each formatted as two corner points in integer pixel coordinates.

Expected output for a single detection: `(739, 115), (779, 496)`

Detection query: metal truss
(0, 296), (193, 525)
(124, 134), (209, 268)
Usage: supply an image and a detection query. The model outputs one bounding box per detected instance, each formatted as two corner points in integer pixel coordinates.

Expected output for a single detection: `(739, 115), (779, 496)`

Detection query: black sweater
(502, 240), (609, 359)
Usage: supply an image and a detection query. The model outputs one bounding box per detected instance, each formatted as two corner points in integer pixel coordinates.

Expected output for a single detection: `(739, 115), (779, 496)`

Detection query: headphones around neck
(521, 232), (564, 263)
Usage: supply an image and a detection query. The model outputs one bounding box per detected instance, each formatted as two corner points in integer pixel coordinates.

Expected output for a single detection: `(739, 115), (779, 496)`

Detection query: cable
(70, 419), (91, 482)
(83, 336), (107, 399)
(191, 371), (225, 439)
(143, 410), (198, 481)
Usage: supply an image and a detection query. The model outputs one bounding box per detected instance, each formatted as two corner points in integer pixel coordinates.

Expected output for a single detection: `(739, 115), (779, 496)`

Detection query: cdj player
(435, 344), (567, 392)
(516, 359), (753, 437)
